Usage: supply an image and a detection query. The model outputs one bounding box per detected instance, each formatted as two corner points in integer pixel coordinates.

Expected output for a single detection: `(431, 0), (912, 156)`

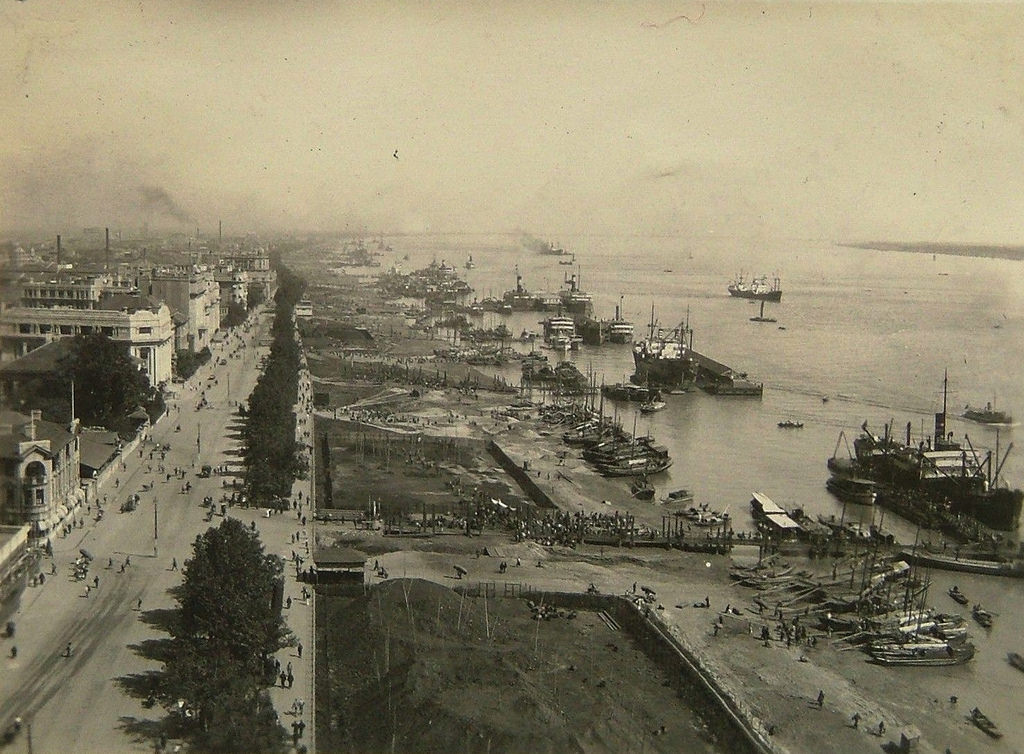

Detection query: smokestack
(219, 220), (222, 245)
(56, 234), (62, 267)
(105, 227), (110, 272)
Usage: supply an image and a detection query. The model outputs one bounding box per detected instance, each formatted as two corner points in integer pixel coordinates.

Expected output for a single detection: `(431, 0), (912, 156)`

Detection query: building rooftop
(0, 339), (74, 377)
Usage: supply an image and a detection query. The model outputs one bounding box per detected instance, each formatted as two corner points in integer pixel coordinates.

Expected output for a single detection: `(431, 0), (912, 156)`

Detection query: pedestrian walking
(93, 575), (99, 588)
(287, 672), (294, 688)
(280, 671), (287, 688)
(816, 690), (825, 708)
(171, 558), (178, 571)
(297, 642), (303, 658)
(851, 712), (860, 729)
(137, 597), (143, 611)
(286, 596), (292, 609)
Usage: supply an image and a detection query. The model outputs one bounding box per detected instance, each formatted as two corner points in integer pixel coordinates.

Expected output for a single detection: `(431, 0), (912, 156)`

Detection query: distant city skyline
(4, 2), (1024, 244)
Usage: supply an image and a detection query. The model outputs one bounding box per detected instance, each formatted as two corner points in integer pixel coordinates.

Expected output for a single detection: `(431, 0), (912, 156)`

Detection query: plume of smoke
(139, 185), (193, 225)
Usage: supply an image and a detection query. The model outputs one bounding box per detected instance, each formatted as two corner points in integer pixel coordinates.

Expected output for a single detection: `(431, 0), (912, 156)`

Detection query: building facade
(0, 298), (175, 386)
(0, 410), (81, 538)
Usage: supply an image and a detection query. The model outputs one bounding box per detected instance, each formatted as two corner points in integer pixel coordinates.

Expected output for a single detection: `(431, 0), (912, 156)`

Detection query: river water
(352, 232), (1024, 747)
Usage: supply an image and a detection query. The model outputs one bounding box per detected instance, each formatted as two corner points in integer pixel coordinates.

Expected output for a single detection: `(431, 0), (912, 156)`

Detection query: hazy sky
(3, 2), (1023, 242)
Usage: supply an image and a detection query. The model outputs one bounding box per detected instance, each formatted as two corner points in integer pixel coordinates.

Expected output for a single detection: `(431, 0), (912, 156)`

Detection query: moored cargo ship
(842, 373), (1023, 531)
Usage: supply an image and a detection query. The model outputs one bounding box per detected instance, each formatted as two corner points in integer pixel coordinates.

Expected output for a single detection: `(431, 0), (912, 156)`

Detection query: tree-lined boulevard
(0, 299), (315, 753)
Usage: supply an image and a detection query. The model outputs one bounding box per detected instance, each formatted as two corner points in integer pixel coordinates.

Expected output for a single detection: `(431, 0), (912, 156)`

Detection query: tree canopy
(242, 258), (307, 507)
(160, 518), (290, 752)
(13, 333), (158, 431)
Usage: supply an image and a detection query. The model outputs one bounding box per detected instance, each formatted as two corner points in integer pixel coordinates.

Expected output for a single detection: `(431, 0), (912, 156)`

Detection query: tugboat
(728, 274), (782, 302)
(963, 401), (1013, 425)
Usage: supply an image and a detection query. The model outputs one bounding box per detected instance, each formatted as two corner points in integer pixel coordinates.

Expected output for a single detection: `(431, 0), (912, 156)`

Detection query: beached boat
(869, 641), (975, 667)
(630, 477), (655, 501)
(970, 707), (1003, 739)
(660, 488), (695, 507)
(777, 420), (804, 428)
(1007, 652), (1024, 672)
(947, 586), (969, 605)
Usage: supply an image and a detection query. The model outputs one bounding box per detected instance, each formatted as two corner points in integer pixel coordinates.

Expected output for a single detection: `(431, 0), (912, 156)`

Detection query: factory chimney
(56, 234), (62, 267)
(105, 227), (110, 272)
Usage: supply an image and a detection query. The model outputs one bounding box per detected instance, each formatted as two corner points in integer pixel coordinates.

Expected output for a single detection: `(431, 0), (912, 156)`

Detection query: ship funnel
(906, 422), (912, 446)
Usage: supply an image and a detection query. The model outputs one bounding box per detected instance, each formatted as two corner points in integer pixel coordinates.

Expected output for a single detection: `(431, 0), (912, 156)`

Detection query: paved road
(0, 309), (314, 753)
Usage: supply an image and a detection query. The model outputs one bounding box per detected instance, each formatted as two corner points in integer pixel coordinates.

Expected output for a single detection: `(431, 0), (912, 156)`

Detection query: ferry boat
(728, 274), (782, 302)
(963, 402), (1012, 425)
(541, 315), (576, 343)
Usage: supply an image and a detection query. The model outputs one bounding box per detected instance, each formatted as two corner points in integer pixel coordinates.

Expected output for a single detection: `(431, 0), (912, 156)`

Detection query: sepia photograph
(1, 2), (1022, 753)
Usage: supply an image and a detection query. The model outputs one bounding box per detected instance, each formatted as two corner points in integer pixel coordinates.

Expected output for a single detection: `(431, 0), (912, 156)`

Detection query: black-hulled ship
(631, 311), (696, 389)
(846, 374), (1022, 531)
(728, 274), (782, 302)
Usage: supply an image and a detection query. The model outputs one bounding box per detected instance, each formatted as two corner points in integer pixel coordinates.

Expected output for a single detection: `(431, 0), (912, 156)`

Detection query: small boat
(630, 476), (655, 501)
(947, 586), (969, 605)
(639, 399), (667, 414)
(1007, 652), (1024, 672)
(970, 707), (1003, 739)
(660, 488), (695, 506)
(559, 253), (576, 266)
(972, 604), (994, 629)
(682, 503), (731, 527)
(465, 255), (475, 269)
(777, 420), (803, 428)
(749, 300), (777, 323)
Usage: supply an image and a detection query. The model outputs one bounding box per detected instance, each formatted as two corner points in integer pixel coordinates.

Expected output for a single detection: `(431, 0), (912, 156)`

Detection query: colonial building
(218, 248), (277, 304)
(0, 410), (82, 538)
(146, 267), (221, 353)
(0, 295), (175, 386)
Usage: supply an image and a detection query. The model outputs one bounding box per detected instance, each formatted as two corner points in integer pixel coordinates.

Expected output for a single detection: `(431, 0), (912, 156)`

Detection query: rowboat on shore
(1007, 652), (1024, 673)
